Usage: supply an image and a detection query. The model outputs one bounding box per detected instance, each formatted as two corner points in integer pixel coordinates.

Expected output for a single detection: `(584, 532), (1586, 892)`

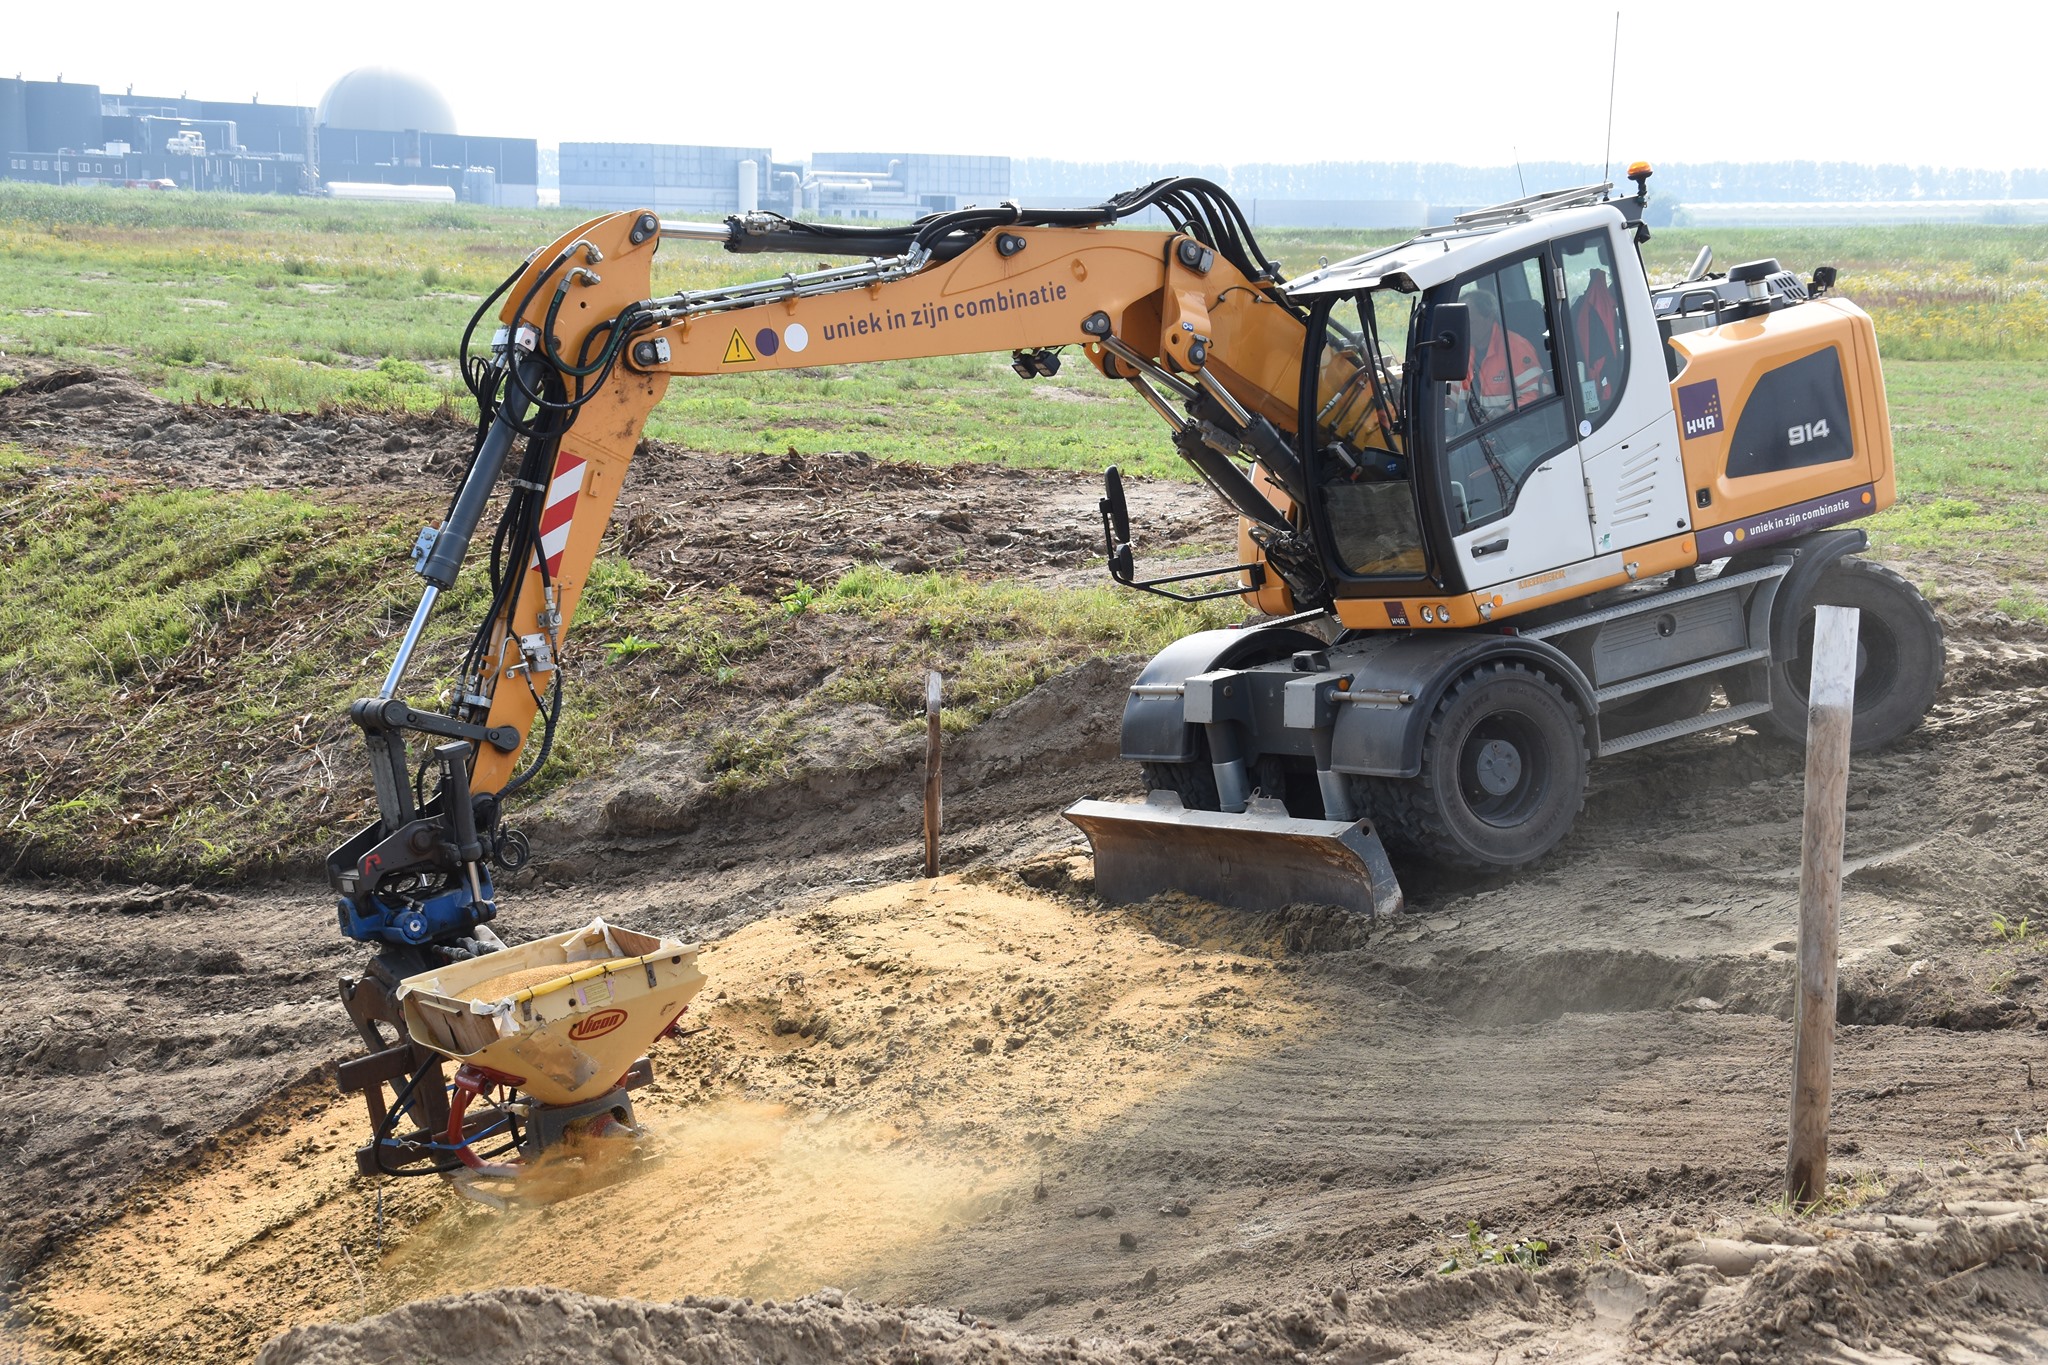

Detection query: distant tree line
(1014, 160), (2048, 204)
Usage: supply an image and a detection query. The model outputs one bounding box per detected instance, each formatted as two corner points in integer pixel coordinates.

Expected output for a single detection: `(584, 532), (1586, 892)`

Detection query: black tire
(1142, 753), (1220, 811)
(1744, 557), (1944, 751)
(1600, 675), (1715, 734)
(1370, 662), (1588, 871)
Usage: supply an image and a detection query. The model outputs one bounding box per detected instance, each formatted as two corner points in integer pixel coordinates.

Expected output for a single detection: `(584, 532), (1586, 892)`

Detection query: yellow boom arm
(466, 208), (1313, 794)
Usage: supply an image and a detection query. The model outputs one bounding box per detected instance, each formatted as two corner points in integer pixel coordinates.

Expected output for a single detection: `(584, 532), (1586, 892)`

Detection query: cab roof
(1285, 196), (1627, 299)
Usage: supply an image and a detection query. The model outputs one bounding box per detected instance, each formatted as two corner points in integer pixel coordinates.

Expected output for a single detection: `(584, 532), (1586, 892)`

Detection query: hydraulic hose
(418, 350), (545, 589)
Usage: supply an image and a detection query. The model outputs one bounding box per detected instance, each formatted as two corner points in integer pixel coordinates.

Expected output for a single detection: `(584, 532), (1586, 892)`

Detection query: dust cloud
(394, 1099), (1014, 1304)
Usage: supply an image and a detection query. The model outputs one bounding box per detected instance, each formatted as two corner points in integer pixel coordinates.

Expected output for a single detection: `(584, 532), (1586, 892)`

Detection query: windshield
(1434, 253), (1572, 531)
(1310, 291), (1426, 577)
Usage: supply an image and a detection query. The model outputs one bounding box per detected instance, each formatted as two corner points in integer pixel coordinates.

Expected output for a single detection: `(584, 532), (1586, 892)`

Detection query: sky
(7, 0), (2040, 171)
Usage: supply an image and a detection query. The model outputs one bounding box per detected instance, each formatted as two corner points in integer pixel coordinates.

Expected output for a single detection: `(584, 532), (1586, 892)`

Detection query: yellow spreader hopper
(390, 918), (703, 1198)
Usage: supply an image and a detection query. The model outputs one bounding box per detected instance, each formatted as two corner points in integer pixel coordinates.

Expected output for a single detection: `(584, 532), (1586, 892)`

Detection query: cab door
(1431, 251), (1593, 587)
(1554, 224), (1693, 554)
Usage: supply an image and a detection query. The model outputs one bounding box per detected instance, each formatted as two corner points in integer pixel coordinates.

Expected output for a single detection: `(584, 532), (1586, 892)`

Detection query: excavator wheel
(1365, 662), (1588, 871)
(1144, 750), (1321, 819)
(1739, 557), (1945, 751)
(1141, 739), (1220, 812)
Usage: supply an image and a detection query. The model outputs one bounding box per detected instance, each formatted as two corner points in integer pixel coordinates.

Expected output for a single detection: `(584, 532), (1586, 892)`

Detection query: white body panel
(1577, 219), (1693, 555)
(1457, 454), (1594, 587)
(1585, 412), (1691, 554)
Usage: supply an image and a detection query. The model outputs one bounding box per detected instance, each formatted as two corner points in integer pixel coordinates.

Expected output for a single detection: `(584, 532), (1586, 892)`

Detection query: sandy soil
(4, 370), (2048, 1364)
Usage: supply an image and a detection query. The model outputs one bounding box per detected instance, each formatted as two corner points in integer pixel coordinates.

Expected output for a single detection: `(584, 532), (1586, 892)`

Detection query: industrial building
(319, 125), (539, 205)
(559, 142), (779, 216)
(0, 69), (537, 205)
(1, 77), (310, 192)
(557, 146), (1010, 221)
(7, 70), (1008, 221)
(807, 152), (1008, 217)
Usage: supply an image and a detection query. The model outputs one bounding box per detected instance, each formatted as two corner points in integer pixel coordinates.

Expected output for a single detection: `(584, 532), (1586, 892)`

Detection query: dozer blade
(1064, 792), (1404, 918)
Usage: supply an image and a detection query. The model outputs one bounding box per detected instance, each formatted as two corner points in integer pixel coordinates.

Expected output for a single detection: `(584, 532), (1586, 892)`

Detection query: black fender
(1119, 624), (1328, 763)
(1328, 632), (1600, 778)
(1729, 527), (1868, 660)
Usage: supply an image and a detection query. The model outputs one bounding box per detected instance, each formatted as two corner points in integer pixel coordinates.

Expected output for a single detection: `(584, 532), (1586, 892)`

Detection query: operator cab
(1289, 192), (1689, 609)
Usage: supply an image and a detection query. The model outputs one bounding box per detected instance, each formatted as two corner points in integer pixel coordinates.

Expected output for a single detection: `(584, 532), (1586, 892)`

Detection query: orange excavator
(328, 168), (1940, 1186)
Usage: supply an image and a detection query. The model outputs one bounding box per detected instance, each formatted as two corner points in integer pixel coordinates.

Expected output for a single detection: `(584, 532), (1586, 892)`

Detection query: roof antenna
(1513, 147), (1526, 197)
(1602, 11), (1621, 183)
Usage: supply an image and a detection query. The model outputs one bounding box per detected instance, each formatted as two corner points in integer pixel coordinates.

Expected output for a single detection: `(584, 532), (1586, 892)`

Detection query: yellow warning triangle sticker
(722, 329), (756, 364)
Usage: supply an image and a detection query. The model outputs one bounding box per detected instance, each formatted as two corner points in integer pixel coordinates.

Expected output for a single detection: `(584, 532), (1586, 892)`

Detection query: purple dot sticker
(754, 328), (779, 358)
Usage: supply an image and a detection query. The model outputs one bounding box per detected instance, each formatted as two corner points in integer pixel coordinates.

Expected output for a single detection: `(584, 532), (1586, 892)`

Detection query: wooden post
(923, 670), (943, 878)
(1786, 604), (1859, 1207)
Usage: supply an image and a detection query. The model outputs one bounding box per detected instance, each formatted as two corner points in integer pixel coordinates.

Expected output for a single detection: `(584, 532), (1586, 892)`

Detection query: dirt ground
(4, 376), (2048, 1364)
(0, 366), (1214, 598)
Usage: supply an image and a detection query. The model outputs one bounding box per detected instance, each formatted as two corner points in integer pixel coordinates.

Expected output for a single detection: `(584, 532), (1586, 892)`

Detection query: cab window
(1557, 229), (1628, 431)
(1311, 293), (1426, 577)
(1437, 254), (1570, 530)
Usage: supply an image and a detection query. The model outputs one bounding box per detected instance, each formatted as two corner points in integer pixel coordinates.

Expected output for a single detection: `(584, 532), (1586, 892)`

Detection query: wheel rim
(1457, 710), (1551, 827)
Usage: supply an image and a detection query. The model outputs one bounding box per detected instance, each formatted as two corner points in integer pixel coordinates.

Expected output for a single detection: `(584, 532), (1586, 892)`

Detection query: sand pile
(257, 1288), (1131, 1365)
(254, 1165), (2048, 1365)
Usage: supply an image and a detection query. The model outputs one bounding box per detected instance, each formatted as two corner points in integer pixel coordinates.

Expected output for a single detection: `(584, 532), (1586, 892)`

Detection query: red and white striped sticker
(534, 451), (585, 577)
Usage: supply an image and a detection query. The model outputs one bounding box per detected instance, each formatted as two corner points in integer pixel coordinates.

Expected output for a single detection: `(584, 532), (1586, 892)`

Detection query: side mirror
(1100, 466), (1135, 584)
(1421, 302), (1471, 385)
(1101, 466), (1132, 544)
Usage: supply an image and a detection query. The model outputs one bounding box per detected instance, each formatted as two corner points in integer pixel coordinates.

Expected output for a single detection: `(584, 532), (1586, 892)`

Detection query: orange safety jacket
(1573, 268), (1621, 407)
(1469, 322), (1549, 410)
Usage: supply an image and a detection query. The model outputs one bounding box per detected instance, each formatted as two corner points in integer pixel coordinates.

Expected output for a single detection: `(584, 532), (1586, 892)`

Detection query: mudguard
(1119, 624), (1328, 763)
(1730, 528), (1868, 659)
(1327, 632), (1599, 778)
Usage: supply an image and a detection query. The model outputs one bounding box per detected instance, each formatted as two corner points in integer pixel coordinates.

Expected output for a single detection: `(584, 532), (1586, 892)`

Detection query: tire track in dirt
(7, 624), (2044, 1315)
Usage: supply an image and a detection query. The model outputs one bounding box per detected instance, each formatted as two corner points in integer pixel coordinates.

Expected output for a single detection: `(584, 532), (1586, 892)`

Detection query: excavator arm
(327, 180), (1355, 952)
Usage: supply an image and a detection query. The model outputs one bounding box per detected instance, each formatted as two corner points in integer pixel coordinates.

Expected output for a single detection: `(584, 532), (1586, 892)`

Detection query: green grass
(1640, 224), (2048, 361)
(0, 447), (1235, 875)
(9, 186), (2044, 478)
(810, 564), (1237, 730)
(0, 441), (666, 875)
(5, 189), (2047, 877)
(0, 454), (422, 875)
(1862, 360), (2048, 579)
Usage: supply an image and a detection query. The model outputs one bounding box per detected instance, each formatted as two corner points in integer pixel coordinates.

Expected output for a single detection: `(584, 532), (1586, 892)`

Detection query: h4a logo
(1677, 379), (1724, 439)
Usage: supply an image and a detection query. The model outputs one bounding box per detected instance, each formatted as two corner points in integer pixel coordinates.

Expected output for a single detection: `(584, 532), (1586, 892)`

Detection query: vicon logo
(569, 1009), (629, 1041)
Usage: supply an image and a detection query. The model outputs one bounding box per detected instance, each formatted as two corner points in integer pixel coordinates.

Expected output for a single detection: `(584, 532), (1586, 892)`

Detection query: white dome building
(317, 67), (456, 133)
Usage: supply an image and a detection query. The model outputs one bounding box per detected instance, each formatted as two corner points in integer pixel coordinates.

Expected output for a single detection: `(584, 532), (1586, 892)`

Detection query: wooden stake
(923, 670), (943, 878)
(1786, 605), (1859, 1207)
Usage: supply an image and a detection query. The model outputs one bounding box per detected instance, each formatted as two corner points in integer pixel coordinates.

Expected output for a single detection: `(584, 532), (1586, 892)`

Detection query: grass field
(3, 182), (2039, 565)
(2, 184), (2043, 878)
(4, 185), (2044, 476)
(0, 442), (1235, 878)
